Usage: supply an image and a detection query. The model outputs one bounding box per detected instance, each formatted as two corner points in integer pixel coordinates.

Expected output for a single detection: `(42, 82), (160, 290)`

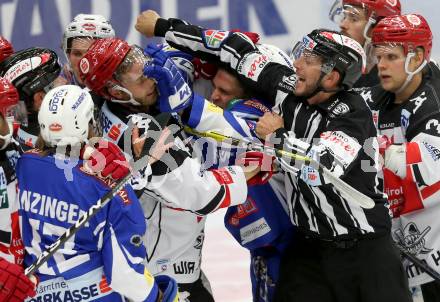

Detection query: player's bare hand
(135, 10), (160, 37)
(148, 127), (174, 165)
(256, 112), (284, 139)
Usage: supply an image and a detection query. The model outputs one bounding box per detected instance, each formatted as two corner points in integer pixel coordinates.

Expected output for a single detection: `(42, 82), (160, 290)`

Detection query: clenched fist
(256, 112), (284, 139)
(135, 10), (161, 37)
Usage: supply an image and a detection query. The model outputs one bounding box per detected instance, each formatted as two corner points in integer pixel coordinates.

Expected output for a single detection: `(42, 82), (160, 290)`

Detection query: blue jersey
(17, 151), (159, 302)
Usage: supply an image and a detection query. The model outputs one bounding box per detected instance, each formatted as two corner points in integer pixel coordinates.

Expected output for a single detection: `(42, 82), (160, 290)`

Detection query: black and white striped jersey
(153, 17), (391, 239)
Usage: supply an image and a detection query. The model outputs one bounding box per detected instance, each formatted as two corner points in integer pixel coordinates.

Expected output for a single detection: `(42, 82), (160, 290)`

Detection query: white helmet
(39, 85), (94, 147)
(257, 44), (294, 69)
(62, 14), (115, 55)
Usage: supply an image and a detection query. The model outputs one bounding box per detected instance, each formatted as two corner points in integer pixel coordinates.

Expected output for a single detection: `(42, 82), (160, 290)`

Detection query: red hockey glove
(230, 29), (260, 44)
(82, 140), (131, 180)
(192, 57), (218, 80)
(0, 258), (37, 301)
(237, 151), (275, 186)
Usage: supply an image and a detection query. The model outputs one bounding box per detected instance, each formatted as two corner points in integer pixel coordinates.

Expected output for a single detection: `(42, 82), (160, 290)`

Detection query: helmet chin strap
(110, 85), (143, 106)
(0, 119), (14, 150)
(305, 70), (343, 100)
(396, 53), (427, 94)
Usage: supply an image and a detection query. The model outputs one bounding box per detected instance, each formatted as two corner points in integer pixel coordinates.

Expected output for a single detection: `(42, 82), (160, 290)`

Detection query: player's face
(68, 38), (95, 85)
(293, 51), (323, 96)
(339, 6), (369, 46)
(210, 69), (245, 109)
(375, 45), (408, 92)
(119, 59), (157, 106)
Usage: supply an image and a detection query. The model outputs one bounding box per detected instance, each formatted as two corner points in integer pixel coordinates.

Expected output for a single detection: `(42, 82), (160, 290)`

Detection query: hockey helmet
(62, 14), (115, 56)
(330, 0), (401, 24)
(291, 29), (366, 89)
(80, 37), (152, 105)
(39, 85), (94, 147)
(372, 14), (433, 62)
(0, 77), (25, 148)
(0, 47), (61, 108)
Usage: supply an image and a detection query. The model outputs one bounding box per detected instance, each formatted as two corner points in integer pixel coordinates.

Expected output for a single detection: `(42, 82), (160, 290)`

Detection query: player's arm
(101, 186), (178, 302)
(136, 10), (297, 105)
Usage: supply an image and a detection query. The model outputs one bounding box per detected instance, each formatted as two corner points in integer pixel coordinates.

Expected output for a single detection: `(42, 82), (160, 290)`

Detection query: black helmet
(0, 47), (61, 107)
(291, 29), (366, 89)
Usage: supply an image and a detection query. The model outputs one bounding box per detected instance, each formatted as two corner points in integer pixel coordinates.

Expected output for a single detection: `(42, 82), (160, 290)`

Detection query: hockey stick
(24, 169), (137, 276)
(397, 245), (440, 281)
(184, 126), (375, 209)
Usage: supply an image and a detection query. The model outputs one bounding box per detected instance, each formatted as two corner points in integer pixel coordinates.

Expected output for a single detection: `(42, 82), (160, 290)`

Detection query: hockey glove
(237, 151), (275, 186)
(154, 275), (179, 302)
(384, 144), (407, 179)
(144, 57), (194, 113)
(144, 43), (195, 84)
(0, 258), (37, 301)
(230, 29), (260, 44)
(82, 140), (130, 180)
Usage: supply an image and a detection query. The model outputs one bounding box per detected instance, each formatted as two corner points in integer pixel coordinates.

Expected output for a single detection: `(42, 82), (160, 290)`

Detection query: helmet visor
(329, 1), (367, 26)
(114, 45), (153, 85)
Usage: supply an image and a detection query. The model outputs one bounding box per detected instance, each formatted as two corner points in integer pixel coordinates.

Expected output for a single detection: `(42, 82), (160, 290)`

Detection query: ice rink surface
(202, 208), (252, 302)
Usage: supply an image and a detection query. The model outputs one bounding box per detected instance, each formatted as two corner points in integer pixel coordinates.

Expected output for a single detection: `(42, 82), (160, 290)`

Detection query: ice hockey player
(79, 37), (262, 301)
(366, 14), (440, 301)
(61, 14), (115, 87)
(329, 0), (401, 87)
(17, 84), (179, 302)
(0, 48), (61, 149)
(0, 77), (37, 302)
(135, 10), (412, 302)
(142, 41), (295, 302)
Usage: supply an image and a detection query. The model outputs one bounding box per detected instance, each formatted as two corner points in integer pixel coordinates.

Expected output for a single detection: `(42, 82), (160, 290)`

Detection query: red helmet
(0, 36), (14, 63)
(343, 0), (401, 20)
(0, 77), (18, 119)
(79, 37), (131, 98)
(372, 14), (433, 61)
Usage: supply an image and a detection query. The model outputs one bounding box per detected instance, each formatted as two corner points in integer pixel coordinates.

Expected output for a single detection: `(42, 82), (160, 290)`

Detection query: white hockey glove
(384, 144), (407, 179)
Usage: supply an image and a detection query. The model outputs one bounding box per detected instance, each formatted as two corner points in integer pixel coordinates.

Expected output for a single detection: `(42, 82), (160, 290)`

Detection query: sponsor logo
(99, 105), (127, 143)
(243, 100), (270, 113)
(228, 196), (258, 226)
(173, 261), (196, 275)
(422, 141), (440, 161)
(79, 58), (90, 74)
(214, 168), (234, 185)
(156, 259), (170, 272)
(240, 217), (271, 245)
(203, 30), (229, 49)
(406, 14), (421, 26)
(247, 54), (268, 78)
(49, 88), (68, 112)
(49, 123), (62, 131)
(4, 54), (50, 83)
(400, 109), (411, 133)
(320, 131), (360, 158)
(71, 92), (86, 110)
(279, 75), (298, 91)
(82, 23), (96, 31)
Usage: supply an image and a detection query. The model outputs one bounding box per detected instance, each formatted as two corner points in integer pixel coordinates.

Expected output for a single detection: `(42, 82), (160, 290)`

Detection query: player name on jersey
(19, 190), (86, 224)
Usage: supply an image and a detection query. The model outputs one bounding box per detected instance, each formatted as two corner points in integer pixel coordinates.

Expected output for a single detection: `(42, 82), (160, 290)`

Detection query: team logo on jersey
(330, 102), (350, 117)
(394, 222), (432, 256)
(203, 30), (229, 49)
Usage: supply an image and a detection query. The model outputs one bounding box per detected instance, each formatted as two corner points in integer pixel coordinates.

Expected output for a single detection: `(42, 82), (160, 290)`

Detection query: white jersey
(361, 65), (440, 286)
